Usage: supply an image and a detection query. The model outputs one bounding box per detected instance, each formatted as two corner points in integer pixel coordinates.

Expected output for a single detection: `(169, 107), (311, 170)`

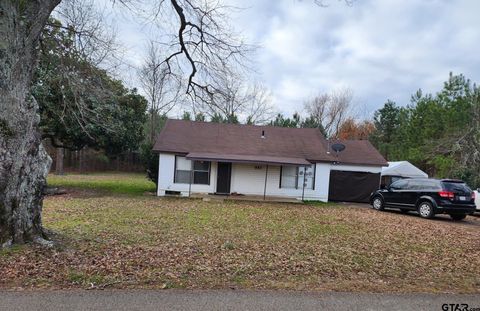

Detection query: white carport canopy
(381, 161), (428, 178)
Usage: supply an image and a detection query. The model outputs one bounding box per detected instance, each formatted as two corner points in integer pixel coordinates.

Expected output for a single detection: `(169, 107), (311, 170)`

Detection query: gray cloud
(100, 0), (480, 118)
(230, 0), (480, 116)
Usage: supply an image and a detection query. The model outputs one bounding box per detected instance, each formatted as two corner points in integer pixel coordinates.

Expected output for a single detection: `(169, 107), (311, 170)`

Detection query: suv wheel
(450, 214), (467, 221)
(372, 197), (384, 211)
(418, 201), (434, 219)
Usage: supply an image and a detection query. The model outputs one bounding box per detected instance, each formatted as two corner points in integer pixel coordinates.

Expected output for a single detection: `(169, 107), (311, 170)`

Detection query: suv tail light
(439, 191), (454, 199)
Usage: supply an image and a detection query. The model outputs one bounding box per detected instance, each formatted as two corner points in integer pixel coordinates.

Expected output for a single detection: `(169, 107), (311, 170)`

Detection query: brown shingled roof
(153, 119), (387, 166)
(330, 139), (389, 167)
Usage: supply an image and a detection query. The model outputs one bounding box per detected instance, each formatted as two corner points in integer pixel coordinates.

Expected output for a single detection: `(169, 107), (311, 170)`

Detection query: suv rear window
(441, 182), (472, 193)
(409, 179), (441, 190)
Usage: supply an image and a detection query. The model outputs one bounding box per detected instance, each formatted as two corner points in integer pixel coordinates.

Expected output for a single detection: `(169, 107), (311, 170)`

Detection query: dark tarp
(328, 170), (381, 203)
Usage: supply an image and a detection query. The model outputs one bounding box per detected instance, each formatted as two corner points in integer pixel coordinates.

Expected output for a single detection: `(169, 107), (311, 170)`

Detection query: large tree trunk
(0, 0), (61, 246)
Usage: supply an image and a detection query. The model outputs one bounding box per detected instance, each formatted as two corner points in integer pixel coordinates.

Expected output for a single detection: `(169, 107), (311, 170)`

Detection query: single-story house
(153, 119), (387, 203)
(380, 161), (428, 188)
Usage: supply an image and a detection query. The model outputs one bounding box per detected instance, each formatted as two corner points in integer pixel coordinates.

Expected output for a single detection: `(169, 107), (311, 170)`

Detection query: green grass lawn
(1, 173), (479, 293)
(47, 173), (156, 195)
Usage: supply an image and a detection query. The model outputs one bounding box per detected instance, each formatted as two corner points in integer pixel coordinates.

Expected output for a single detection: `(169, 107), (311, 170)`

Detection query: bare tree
(199, 72), (247, 121)
(329, 88), (353, 137)
(304, 93), (330, 129)
(54, 0), (122, 68)
(147, 0), (253, 106)
(304, 88), (353, 138)
(245, 83), (276, 125)
(191, 71), (274, 124)
(139, 41), (182, 143)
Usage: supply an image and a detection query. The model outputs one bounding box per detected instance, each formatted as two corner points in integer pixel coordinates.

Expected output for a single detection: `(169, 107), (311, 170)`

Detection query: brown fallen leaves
(1, 193), (479, 293)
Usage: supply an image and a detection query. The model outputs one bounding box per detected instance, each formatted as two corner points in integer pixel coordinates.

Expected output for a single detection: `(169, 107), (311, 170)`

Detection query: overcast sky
(105, 0), (480, 119)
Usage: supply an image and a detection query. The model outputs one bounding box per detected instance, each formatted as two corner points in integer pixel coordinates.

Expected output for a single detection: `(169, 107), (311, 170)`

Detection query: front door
(216, 162), (232, 194)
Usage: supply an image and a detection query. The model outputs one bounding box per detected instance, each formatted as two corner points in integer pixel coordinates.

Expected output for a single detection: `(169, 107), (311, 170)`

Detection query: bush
(140, 141), (158, 187)
(453, 168), (480, 189)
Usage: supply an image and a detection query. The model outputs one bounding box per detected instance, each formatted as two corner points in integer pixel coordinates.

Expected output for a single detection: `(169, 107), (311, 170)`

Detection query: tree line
(370, 73), (480, 188)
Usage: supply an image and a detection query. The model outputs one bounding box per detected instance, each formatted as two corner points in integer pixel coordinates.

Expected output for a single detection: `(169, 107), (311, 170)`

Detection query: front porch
(189, 193), (303, 204)
(158, 153), (328, 202)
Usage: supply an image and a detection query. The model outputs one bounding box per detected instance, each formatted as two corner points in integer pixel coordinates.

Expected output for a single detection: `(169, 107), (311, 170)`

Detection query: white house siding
(230, 163), (330, 201)
(157, 152), (382, 202)
(157, 152), (330, 201)
(314, 163), (331, 201)
(157, 153), (217, 196)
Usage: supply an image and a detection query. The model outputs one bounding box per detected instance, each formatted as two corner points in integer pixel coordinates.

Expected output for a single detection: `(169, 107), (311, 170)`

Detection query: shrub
(140, 141), (158, 187)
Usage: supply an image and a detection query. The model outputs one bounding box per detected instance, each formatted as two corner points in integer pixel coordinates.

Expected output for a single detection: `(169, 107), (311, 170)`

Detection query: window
(442, 181), (471, 192)
(403, 179), (440, 191)
(174, 156), (191, 183)
(193, 160), (210, 184)
(423, 180), (441, 190)
(174, 156), (211, 185)
(280, 165), (315, 190)
(390, 179), (408, 190)
(280, 166), (298, 188)
(407, 180), (423, 190)
(381, 176), (404, 189)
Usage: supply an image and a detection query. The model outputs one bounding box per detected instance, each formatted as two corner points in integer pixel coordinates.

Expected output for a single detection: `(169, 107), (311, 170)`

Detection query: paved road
(0, 290), (478, 311)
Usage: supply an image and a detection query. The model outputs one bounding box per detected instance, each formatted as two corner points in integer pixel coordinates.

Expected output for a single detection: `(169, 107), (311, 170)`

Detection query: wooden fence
(44, 141), (145, 174)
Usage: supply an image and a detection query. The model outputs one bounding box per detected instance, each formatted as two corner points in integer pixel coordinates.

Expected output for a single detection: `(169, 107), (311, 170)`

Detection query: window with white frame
(174, 156), (191, 183)
(174, 156), (211, 185)
(192, 160), (210, 184)
(280, 166), (298, 188)
(280, 165), (315, 190)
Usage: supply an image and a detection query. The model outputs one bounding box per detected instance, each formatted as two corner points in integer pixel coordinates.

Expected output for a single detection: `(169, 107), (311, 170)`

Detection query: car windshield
(441, 182), (471, 193)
